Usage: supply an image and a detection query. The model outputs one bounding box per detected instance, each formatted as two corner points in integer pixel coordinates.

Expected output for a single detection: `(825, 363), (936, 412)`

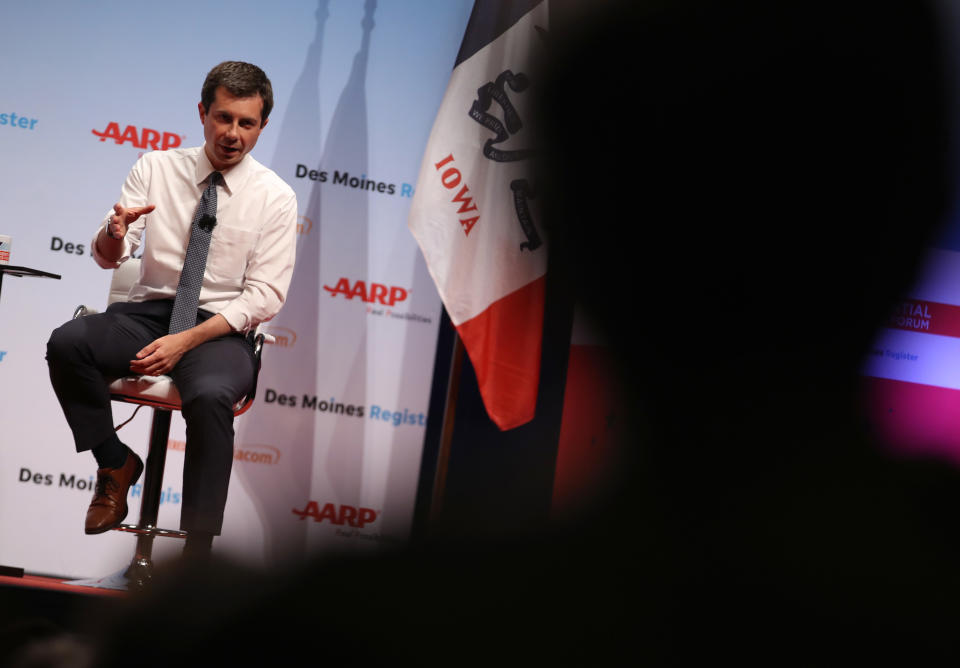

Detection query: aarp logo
(92, 122), (183, 151)
(292, 501), (378, 528)
(323, 278), (409, 306)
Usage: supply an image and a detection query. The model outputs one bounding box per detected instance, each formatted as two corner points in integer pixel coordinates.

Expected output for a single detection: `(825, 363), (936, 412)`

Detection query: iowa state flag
(409, 0), (548, 430)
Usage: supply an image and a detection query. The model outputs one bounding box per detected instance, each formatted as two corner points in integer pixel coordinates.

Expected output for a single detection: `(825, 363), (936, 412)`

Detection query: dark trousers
(46, 299), (256, 534)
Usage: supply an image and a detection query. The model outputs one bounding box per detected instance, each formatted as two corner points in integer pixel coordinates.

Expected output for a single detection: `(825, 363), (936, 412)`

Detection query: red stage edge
(0, 572), (127, 597)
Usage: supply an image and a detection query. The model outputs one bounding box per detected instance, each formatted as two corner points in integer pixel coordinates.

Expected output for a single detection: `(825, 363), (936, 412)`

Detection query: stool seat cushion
(108, 375), (182, 411)
(108, 375), (248, 414)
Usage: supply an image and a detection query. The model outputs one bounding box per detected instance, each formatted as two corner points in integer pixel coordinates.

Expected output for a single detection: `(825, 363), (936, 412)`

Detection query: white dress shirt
(92, 146), (298, 332)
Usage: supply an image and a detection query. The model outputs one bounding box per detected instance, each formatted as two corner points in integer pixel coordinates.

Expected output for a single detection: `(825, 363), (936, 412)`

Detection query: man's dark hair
(201, 61), (274, 126)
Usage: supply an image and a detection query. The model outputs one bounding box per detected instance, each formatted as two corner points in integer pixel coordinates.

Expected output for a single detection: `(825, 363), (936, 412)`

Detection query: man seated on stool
(46, 61), (297, 560)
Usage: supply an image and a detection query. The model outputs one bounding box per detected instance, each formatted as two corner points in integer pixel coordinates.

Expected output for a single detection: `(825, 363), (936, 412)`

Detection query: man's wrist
(104, 216), (122, 240)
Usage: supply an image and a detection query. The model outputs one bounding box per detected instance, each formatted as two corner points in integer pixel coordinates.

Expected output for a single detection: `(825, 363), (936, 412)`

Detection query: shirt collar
(195, 145), (254, 195)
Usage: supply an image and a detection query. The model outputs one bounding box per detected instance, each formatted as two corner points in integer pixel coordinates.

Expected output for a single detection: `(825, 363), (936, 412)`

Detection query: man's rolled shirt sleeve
(216, 188), (298, 332)
(90, 157), (150, 269)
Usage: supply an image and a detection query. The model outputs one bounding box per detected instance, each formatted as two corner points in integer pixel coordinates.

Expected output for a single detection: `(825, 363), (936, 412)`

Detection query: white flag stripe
(409, 2), (548, 327)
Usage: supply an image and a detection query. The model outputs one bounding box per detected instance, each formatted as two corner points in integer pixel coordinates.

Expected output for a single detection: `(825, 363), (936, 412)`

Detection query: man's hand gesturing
(107, 203), (155, 239)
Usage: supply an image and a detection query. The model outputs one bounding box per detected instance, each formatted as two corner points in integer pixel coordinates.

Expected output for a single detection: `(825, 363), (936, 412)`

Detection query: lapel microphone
(198, 214), (217, 233)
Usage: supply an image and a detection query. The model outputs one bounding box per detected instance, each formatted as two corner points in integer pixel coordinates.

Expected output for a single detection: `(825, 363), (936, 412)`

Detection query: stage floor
(0, 573), (127, 597)
(0, 569), (126, 663)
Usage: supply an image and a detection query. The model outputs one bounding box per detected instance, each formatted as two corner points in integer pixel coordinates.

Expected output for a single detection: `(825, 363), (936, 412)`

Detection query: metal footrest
(115, 523), (187, 539)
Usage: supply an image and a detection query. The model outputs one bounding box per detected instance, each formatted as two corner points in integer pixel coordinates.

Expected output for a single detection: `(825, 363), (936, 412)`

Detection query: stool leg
(124, 408), (172, 589)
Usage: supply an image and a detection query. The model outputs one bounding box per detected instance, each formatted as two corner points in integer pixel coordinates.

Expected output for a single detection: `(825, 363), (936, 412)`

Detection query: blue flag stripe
(454, 0), (544, 68)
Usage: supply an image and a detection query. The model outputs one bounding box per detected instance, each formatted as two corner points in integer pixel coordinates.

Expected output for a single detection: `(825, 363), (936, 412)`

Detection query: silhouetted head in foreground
(538, 0), (960, 658)
(543, 0), (952, 410)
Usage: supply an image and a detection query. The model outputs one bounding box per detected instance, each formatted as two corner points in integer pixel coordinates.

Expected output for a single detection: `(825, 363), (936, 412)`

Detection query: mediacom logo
(323, 278), (409, 306)
(292, 501), (378, 528)
(92, 122), (183, 151)
(261, 325), (297, 348)
(298, 215), (314, 236)
(234, 444), (281, 465)
(168, 438), (280, 465)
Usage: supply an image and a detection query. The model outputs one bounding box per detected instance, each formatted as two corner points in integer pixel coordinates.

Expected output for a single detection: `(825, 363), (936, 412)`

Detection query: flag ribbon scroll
(408, 0), (549, 431)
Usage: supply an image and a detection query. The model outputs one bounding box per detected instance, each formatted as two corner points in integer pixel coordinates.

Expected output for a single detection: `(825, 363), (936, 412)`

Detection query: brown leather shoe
(84, 449), (144, 535)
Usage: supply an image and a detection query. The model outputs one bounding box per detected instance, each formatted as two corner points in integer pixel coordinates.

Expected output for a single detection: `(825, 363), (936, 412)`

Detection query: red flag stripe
(456, 275), (546, 430)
